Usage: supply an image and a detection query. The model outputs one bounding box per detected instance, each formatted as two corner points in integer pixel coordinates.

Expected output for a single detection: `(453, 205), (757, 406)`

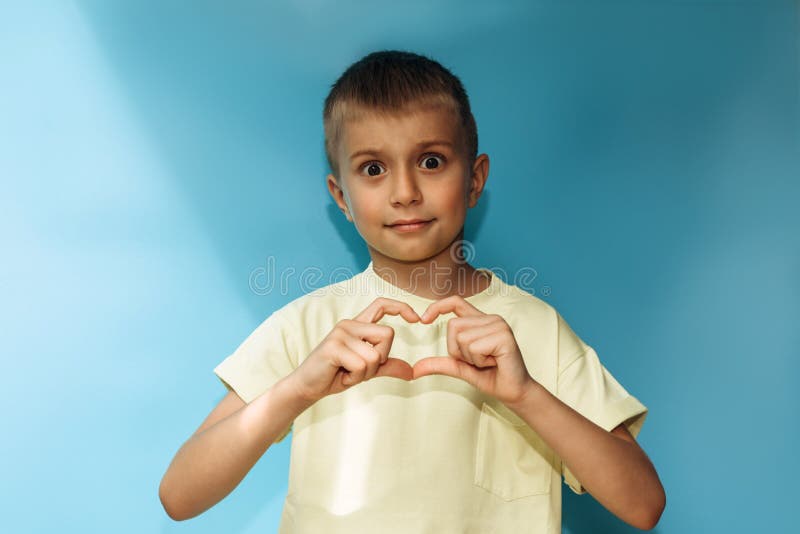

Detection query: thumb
(413, 356), (477, 382)
(374, 357), (415, 381)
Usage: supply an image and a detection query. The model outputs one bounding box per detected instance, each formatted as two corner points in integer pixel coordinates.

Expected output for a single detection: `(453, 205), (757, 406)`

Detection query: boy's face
(327, 103), (488, 265)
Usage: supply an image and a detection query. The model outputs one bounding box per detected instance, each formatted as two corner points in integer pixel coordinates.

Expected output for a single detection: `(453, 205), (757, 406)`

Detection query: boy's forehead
(341, 105), (462, 156)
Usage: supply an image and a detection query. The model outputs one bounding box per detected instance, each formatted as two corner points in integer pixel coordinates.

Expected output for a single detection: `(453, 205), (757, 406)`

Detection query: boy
(159, 50), (665, 532)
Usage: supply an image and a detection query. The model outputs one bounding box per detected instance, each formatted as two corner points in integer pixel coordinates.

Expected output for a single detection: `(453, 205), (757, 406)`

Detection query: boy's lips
(386, 218), (435, 232)
(387, 217), (433, 225)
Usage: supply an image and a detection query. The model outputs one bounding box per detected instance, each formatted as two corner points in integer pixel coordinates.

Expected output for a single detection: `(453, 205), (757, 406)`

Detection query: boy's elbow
(637, 488), (666, 530)
(159, 477), (189, 522)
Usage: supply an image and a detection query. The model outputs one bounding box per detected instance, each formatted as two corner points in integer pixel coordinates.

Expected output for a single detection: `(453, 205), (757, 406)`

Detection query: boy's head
(323, 50), (478, 183)
(323, 50), (488, 265)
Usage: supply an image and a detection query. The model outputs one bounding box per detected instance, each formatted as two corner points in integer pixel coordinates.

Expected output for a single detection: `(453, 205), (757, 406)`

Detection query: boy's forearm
(160, 375), (315, 521)
(505, 381), (665, 531)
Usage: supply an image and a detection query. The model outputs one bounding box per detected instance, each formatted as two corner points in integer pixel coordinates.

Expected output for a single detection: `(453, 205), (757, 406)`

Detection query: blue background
(2, 1), (797, 532)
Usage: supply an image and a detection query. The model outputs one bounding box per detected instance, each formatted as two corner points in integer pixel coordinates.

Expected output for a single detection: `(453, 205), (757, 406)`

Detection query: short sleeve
(213, 307), (299, 443)
(555, 311), (648, 495)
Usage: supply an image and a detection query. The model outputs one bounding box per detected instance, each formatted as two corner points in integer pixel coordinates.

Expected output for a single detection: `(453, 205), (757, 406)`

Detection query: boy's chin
(375, 246), (441, 263)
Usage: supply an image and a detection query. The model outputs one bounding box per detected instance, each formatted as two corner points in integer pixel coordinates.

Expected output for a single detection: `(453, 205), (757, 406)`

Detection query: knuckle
(322, 338), (339, 352)
(381, 325), (394, 339)
(367, 347), (381, 363)
(329, 331), (347, 346)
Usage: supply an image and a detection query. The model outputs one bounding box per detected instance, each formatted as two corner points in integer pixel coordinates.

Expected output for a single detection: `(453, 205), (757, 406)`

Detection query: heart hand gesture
(412, 295), (535, 406)
(290, 297), (420, 403)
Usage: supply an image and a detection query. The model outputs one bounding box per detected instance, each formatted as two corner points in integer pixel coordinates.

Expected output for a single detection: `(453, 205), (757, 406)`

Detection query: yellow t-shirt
(214, 261), (648, 533)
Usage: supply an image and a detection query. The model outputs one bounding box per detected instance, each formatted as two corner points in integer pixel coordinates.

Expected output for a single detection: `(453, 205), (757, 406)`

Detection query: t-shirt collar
(360, 260), (499, 306)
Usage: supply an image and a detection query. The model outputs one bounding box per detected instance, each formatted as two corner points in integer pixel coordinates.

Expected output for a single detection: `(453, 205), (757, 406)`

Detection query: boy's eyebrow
(348, 139), (454, 161)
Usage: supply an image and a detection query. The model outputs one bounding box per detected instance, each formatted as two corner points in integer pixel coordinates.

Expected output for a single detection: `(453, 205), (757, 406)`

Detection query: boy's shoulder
(481, 270), (559, 323)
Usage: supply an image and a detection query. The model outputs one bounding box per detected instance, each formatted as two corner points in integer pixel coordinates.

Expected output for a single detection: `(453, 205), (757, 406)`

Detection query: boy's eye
(421, 154), (445, 169)
(358, 153), (446, 177)
(362, 162), (385, 177)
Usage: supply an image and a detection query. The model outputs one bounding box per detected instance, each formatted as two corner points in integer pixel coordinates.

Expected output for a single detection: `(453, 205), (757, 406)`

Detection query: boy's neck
(368, 248), (491, 301)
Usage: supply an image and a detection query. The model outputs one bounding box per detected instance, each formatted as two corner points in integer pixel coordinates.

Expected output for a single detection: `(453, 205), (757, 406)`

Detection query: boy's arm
(159, 375), (314, 521)
(506, 382), (666, 531)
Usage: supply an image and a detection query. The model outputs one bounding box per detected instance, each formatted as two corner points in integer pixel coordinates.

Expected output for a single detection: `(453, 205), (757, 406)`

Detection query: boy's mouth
(386, 218), (435, 232)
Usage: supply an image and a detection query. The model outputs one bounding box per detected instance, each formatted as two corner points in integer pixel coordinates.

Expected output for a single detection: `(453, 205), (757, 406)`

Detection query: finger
(354, 297), (421, 324)
(456, 322), (502, 367)
(467, 331), (508, 367)
(335, 345), (368, 387)
(339, 320), (393, 364)
(446, 319), (465, 362)
(343, 336), (382, 381)
(450, 315), (494, 329)
(454, 328), (477, 366)
(413, 356), (481, 384)
(444, 316), (494, 363)
(374, 357), (415, 381)
(420, 295), (483, 323)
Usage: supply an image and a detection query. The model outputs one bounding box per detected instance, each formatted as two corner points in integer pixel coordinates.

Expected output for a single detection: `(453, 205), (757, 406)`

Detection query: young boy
(159, 50), (665, 532)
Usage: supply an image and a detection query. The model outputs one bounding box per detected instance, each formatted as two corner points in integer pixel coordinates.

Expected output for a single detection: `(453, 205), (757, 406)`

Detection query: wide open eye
(360, 161), (386, 177)
(420, 154), (445, 170)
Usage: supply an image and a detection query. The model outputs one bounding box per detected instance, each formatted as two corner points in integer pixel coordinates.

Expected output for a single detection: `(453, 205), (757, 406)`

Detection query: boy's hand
(289, 297), (421, 403)
(413, 296), (535, 407)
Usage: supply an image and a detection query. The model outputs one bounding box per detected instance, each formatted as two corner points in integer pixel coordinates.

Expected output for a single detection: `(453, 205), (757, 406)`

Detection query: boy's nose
(390, 167), (422, 206)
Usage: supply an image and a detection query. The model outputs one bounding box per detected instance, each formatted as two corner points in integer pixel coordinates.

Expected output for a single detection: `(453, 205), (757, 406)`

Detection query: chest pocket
(474, 401), (554, 501)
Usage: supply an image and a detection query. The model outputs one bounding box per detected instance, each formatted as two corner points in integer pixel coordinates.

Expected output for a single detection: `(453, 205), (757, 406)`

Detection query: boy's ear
(467, 154), (490, 208)
(326, 173), (352, 222)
